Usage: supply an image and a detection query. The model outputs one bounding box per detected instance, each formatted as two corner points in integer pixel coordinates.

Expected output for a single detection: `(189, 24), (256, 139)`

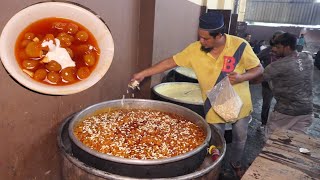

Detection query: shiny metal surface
(59, 113), (226, 180)
(68, 99), (213, 178)
(151, 82), (205, 118)
(174, 67), (197, 80)
(152, 82), (203, 105)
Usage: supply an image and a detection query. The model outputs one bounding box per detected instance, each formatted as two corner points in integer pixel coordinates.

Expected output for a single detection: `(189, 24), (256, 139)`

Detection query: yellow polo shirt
(173, 34), (260, 124)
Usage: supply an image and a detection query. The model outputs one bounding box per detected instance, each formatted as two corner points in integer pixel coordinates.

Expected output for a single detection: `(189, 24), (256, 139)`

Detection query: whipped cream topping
(41, 38), (75, 69)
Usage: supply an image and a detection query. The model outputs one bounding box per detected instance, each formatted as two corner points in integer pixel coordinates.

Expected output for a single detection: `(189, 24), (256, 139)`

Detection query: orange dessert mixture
(73, 109), (206, 160)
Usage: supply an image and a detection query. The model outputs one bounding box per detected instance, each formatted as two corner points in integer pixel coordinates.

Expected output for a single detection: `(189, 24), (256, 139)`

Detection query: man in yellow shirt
(131, 11), (263, 178)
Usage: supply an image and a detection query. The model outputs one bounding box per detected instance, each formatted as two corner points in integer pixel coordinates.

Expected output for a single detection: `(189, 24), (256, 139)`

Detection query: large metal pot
(151, 82), (204, 117)
(68, 99), (211, 178)
(58, 113), (226, 180)
(163, 67), (198, 83)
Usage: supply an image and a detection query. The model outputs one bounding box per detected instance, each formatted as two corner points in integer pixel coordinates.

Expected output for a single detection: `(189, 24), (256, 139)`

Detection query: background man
(314, 50), (320, 70)
(263, 33), (313, 137)
(257, 31), (284, 130)
(296, 34), (306, 52)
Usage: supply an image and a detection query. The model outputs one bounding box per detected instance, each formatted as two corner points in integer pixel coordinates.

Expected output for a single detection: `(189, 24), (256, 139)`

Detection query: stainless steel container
(58, 113), (226, 180)
(162, 67), (198, 83)
(151, 82), (205, 117)
(68, 99), (212, 178)
(174, 67), (198, 83)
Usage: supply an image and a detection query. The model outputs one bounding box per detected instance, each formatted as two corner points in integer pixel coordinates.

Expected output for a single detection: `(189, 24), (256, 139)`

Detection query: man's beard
(201, 46), (213, 53)
(271, 50), (284, 58)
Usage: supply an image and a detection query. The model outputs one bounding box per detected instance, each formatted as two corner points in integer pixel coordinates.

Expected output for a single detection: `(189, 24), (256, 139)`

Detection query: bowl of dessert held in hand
(0, 2), (114, 95)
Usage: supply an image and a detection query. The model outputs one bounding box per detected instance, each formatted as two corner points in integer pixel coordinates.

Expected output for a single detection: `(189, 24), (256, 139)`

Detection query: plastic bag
(207, 76), (243, 122)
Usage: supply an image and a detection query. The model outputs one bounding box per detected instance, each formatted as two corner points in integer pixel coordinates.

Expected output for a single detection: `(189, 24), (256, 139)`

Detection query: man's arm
(257, 47), (271, 67)
(131, 57), (177, 82)
(228, 64), (264, 85)
(249, 73), (264, 84)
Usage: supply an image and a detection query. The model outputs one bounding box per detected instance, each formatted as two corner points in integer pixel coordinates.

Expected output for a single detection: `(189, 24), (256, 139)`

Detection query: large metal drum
(152, 82), (204, 117)
(58, 112), (226, 180)
(67, 99), (217, 178)
(163, 67), (198, 83)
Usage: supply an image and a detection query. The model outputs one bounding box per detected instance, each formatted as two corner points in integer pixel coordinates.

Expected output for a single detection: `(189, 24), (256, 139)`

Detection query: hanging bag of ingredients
(207, 76), (243, 122)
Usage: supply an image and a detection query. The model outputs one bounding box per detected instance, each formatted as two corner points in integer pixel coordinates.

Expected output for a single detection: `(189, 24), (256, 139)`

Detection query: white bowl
(0, 2), (114, 95)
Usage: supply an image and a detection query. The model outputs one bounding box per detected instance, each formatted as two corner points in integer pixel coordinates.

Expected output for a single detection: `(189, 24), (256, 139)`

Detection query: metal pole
(233, 0), (239, 14)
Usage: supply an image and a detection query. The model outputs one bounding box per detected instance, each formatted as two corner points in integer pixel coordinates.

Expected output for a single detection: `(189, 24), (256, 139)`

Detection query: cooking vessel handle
(207, 145), (220, 161)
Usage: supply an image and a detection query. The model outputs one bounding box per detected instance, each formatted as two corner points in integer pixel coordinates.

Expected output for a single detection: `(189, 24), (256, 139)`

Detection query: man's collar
(224, 34), (230, 48)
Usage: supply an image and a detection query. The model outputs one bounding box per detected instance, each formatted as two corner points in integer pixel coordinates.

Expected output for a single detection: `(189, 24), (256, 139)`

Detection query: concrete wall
(151, 0), (204, 86)
(187, 0), (206, 6)
(207, 0), (234, 10)
(0, 0), (155, 179)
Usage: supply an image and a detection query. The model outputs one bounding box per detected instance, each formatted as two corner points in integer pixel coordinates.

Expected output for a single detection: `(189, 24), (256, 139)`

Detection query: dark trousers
(296, 45), (303, 52)
(261, 82), (273, 125)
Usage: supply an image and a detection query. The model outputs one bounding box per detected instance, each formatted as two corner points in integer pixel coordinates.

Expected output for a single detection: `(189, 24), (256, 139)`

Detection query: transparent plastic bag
(207, 76), (243, 122)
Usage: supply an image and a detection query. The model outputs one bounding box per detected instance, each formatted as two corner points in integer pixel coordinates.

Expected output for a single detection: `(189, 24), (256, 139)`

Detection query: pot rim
(68, 99), (211, 165)
(152, 82), (204, 105)
(174, 67), (197, 80)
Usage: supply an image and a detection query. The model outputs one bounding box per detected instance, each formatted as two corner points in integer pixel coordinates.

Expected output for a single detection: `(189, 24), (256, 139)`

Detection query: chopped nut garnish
(32, 37), (40, 42)
(213, 96), (242, 122)
(73, 109), (206, 160)
(22, 69), (34, 77)
(41, 57), (50, 63)
(128, 80), (140, 90)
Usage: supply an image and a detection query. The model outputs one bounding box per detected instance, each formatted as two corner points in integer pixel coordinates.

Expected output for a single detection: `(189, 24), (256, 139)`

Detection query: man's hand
(229, 64), (264, 85)
(130, 57), (177, 85)
(228, 72), (243, 85)
(131, 72), (145, 83)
